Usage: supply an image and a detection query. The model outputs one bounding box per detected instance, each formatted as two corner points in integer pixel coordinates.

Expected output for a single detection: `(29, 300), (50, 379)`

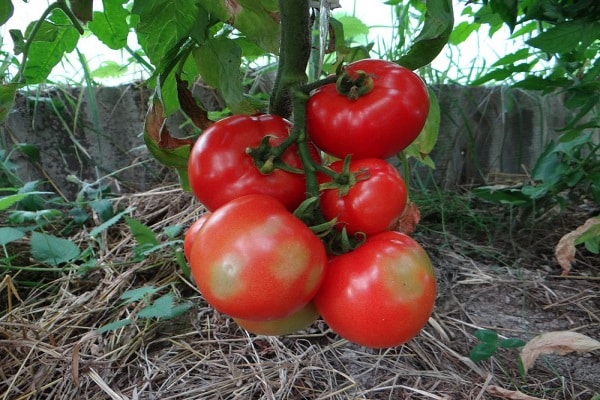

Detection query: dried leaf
(144, 100), (194, 151)
(486, 385), (545, 400)
(520, 331), (600, 374)
(396, 202), (421, 235)
(176, 77), (213, 130)
(555, 217), (600, 275)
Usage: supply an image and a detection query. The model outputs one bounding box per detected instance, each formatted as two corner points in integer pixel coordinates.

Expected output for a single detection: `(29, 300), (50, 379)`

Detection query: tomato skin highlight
(189, 194), (327, 321)
(233, 301), (320, 336)
(314, 231), (436, 348)
(318, 158), (408, 235)
(306, 59), (429, 159)
(187, 114), (319, 212)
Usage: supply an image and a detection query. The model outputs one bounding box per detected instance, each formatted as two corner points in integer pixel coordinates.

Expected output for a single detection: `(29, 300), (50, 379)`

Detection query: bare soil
(1, 186), (599, 400)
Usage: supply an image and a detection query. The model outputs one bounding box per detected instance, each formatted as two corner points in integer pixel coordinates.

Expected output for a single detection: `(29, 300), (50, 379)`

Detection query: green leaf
(120, 285), (162, 303)
(334, 14), (369, 38)
(14, 143), (40, 163)
(132, 0), (201, 64)
(471, 187), (532, 206)
(89, 207), (133, 238)
(0, 191), (49, 211)
(193, 37), (255, 114)
(0, 227), (25, 246)
(491, 48), (530, 67)
(474, 329), (499, 343)
(448, 21), (479, 45)
(163, 225), (183, 239)
(91, 60), (128, 79)
(90, 199), (114, 222)
(396, 0), (454, 70)
(30, 231), (81, 266)
(202, 0), (280, 54)
(0, 83), (18, 123)
(469, 342), (498, 362)
(527, 20), (600, 54)
(96, 318), (132, 333)
(23, 12), (80, 84)
(137, 293), (191, 319)
(403, 86), (440, 167)
(490, 0), (517, 32)
(88, 0), (130, 50)
(125, 216), (159, 246)
(574, 220), (600, 254)
(1, 0), (13, 26)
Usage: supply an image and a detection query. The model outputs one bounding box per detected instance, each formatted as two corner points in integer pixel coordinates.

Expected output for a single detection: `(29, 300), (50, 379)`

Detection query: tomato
(187, 114), (320, 212)
(183, 212), (211, 261)
(318, 158), (407, 235)
(306, 59), (429, 159)
(314, 231), (436, 348)
(189, 194), (327, 321)
(233, 301), (319, 336)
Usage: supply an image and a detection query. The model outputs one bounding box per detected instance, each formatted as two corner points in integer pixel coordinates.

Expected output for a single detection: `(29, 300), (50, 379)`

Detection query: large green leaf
(0, 0), (13, 26)
(132, 0), (202, 64)
(202, 0), (280, 54)
(30, 231), (81, 266)
(193, 37), (255, 114)
(0, 83), (18, 123)
(490, 0), (518, 32)
(396, 0), (454, 70)
(23, 12), (79, 84)
(527, 20), (600, 54)
(88, 0), (129, 50)
(403, 86), (440, 168)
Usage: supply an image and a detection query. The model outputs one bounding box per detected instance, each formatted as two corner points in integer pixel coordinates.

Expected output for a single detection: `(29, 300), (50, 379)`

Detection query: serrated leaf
(0, 191), (49, 211)
(30, 231), (81, 266)
(96, 318), (132, 333)
(0, 227), (25, 246)
(396, 0), (454, 70)
(527, 20), (600, 54)
(193, 37), (256, 114)
(88, 0), (129, 50)
(125, 216), (159, 246)
(89, 207), (133, 238)
(137, 293), (191, 319)
(132, 0), (201, 64)
(120, 285), (162, 303)
(0, 83), (18, 123)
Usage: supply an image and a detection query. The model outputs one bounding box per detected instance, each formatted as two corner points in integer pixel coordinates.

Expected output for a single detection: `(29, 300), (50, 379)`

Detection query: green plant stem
(13, 1), (84, 84)
(269, 0), (311, 118)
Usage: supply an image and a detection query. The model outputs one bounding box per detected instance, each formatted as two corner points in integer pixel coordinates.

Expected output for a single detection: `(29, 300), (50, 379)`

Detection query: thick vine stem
(269, 0), (312, 118)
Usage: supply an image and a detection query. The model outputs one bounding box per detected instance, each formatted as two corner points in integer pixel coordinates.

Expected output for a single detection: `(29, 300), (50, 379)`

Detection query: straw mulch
(1, 186), (599, 400)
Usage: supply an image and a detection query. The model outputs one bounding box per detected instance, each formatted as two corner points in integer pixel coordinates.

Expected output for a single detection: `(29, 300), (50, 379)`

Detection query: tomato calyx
(335, 68), (375, 100)
(319, 155), (370, 197)
(245, 135), (303, 175)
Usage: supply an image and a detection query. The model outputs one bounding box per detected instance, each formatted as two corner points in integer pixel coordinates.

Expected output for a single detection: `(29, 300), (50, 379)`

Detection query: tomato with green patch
(233, 301), (320, 336)
(188, 194), (327, 321)
(314, 231), (436, 348)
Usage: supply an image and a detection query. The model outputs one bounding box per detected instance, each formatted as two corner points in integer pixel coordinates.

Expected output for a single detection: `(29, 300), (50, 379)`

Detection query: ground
(1, 185), (599, 400)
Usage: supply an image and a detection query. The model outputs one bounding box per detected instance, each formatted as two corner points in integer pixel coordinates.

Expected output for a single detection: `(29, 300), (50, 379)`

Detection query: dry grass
(1, 186), (599, 400)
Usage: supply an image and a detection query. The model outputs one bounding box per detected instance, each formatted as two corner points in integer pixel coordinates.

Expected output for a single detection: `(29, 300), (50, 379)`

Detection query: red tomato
(183, 212), (211, 261)
(306, 59), (429, 159)
(318, 158), (407, 235)
(189, 194), (327, 321)
(233, 301), (319, 336)
(187, 114), (320, 212)
(314, 231), (436, 348)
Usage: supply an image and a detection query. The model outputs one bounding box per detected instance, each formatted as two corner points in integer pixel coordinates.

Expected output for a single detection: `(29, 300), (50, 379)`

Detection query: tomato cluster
(184, 59), (436, 348)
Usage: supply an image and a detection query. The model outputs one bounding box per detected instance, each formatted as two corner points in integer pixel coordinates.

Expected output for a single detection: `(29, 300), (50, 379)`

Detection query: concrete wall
(0, 83), (581, 198)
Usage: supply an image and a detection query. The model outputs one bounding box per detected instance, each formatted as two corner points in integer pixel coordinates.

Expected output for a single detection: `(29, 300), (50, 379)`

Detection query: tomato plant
(187, 114), (320, 212)
(188, 194), (327, 321)
(319, 158), (408, 235)
(233, 301), (320, 336)
(314, 231), (436, 348)
(306, 59), (430, 159)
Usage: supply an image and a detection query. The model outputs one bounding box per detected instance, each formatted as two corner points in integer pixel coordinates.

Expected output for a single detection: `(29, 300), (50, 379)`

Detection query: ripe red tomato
(233, 301), (319, 336)
(189, 194), (327, 321)
(314, 231), (436, 348)
(306, 59), (429, 159)
(187, 114), (320, 212)
(318, 158), (407, 235)
(183, 212), (211, 261)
